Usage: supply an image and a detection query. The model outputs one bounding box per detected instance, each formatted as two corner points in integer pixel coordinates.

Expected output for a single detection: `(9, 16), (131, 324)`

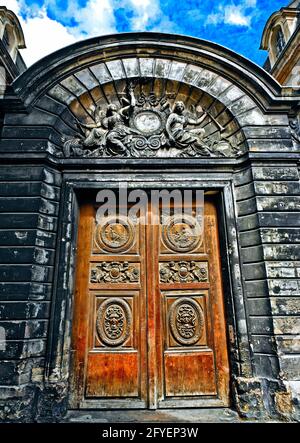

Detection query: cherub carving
(73, 83), (137, 156)
(166, 101), (215, 156)
(102, 83), (137, 156)
(77, 104), (107, 148)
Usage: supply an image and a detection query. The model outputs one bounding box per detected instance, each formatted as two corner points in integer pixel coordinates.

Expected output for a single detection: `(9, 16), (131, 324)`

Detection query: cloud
(225, 5), (251, 26)
(129, 0), (155, 29)
(1, 0), (288, 67)
(112, 0), (176, 32)
(206, 1), (257, 28)
(48, 0), (117, 38)
(2, 0), (117, 66)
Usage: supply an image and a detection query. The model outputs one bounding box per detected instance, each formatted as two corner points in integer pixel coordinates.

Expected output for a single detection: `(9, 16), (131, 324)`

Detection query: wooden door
(70, 194), (230, 409)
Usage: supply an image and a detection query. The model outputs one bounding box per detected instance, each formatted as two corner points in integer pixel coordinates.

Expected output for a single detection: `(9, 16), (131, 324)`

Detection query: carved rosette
(162, 214), (202, 252)
(96, 298), (132, 346)
(95, 216), (135, 253)
(91, 262), (140, 283)
(160, 261), (208, 283)
(169, 298), (204, 346)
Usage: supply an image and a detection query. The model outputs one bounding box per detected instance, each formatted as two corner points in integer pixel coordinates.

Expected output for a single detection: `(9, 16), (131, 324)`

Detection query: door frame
(44, 173), (253, 409)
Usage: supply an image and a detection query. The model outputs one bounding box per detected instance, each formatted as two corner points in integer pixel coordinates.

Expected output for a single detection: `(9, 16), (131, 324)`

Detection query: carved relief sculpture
(96, 298), (132, 346)
(63, 83), (243, 158)
(95, 216), (135, 253)
(91, 262), (140, 283)
(162, 214), (203, 252)
(169, 298), (204, 346)
(166, 101), (217, 157)
(160, 261), (208, 283)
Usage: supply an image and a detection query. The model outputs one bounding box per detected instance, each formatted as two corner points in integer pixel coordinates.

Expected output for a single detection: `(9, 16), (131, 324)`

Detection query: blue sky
(5, 0), (288, 66)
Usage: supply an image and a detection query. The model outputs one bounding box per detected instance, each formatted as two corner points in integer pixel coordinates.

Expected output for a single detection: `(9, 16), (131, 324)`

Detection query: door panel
(152, 199), (230, 407)
(164, 352), (217, 397)
(70, 205), (147, 408)
(70, 195), (230, 409)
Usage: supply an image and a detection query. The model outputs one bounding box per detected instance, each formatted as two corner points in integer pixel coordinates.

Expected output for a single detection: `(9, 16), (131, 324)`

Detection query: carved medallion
(162, 214), (202, 252)
(95, 215), (134, 252)
(160, 261), (208, 283)
(133, 109), (163, 135)
(91, 262), (139, 283)
(169, 298), (204, 346)
(96, 298), (131, 346)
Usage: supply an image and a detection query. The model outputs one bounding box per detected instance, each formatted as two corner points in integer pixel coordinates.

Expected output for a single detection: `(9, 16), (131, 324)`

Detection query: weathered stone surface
(251, 335), (277, 354)
(263, 245), (300, 261)
(0, 301), (50, 320)
(248, 297), (272, 316)
(254, 181), (300, 195)
(252, 167), (299, 181)
(273, 317), (300, 335)
(256, 196), (300, 212)
(266, 261), (300, 279)
(271, 298), (300, 315)
(239, 229), (261, 247)
(234, 168), (253, 186)
(280, 356), (300, 380)
(245, 280), (269, 297)
(274, 391), (295, 416)
(35, 383), (69, 423)
(259, 213), (300, 227)
(0, 385), (36, 422)
(241, 245), (264, 263)
(260, 228), (300, 244)
(237, 198), (257, 216)
(0, 339), (46, 359)
(232, 377), (269, 419)
(0, 320), (48, 340)
(237, 214), (259, 231)
(249, 317), (274, 334)
(253, 355), (280, 379)
(243, 262), (266, 280)
(276, 336), (300, 354)
(234, 182), (255, 201)
(269, 279), (300, 296)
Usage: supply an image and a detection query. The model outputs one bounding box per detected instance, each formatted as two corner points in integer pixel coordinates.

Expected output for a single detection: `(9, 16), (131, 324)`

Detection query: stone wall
(234, 163), (300, 419)
(0, 165), (61, 421)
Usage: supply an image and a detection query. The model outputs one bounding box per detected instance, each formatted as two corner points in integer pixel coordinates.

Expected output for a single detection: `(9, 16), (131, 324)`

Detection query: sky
(3, 0), (289, 67)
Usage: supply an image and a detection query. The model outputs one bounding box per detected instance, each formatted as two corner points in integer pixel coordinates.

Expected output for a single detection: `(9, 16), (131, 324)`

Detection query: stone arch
(4, 33), (297, 162)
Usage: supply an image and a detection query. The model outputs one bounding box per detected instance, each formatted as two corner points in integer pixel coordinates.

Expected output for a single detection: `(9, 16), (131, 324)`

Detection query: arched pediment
(3, 33), (298, 161)
(47, 59), (250, 159)
(13, 32), (284, 107)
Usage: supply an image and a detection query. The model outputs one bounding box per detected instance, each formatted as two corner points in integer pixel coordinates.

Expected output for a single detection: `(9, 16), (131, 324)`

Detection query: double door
(70, 194), (230, 409)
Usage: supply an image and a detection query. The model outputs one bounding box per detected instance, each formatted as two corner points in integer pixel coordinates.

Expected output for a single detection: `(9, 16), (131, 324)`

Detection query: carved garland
(160, 261), (208, 283)
(91, 262), (140, 283)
